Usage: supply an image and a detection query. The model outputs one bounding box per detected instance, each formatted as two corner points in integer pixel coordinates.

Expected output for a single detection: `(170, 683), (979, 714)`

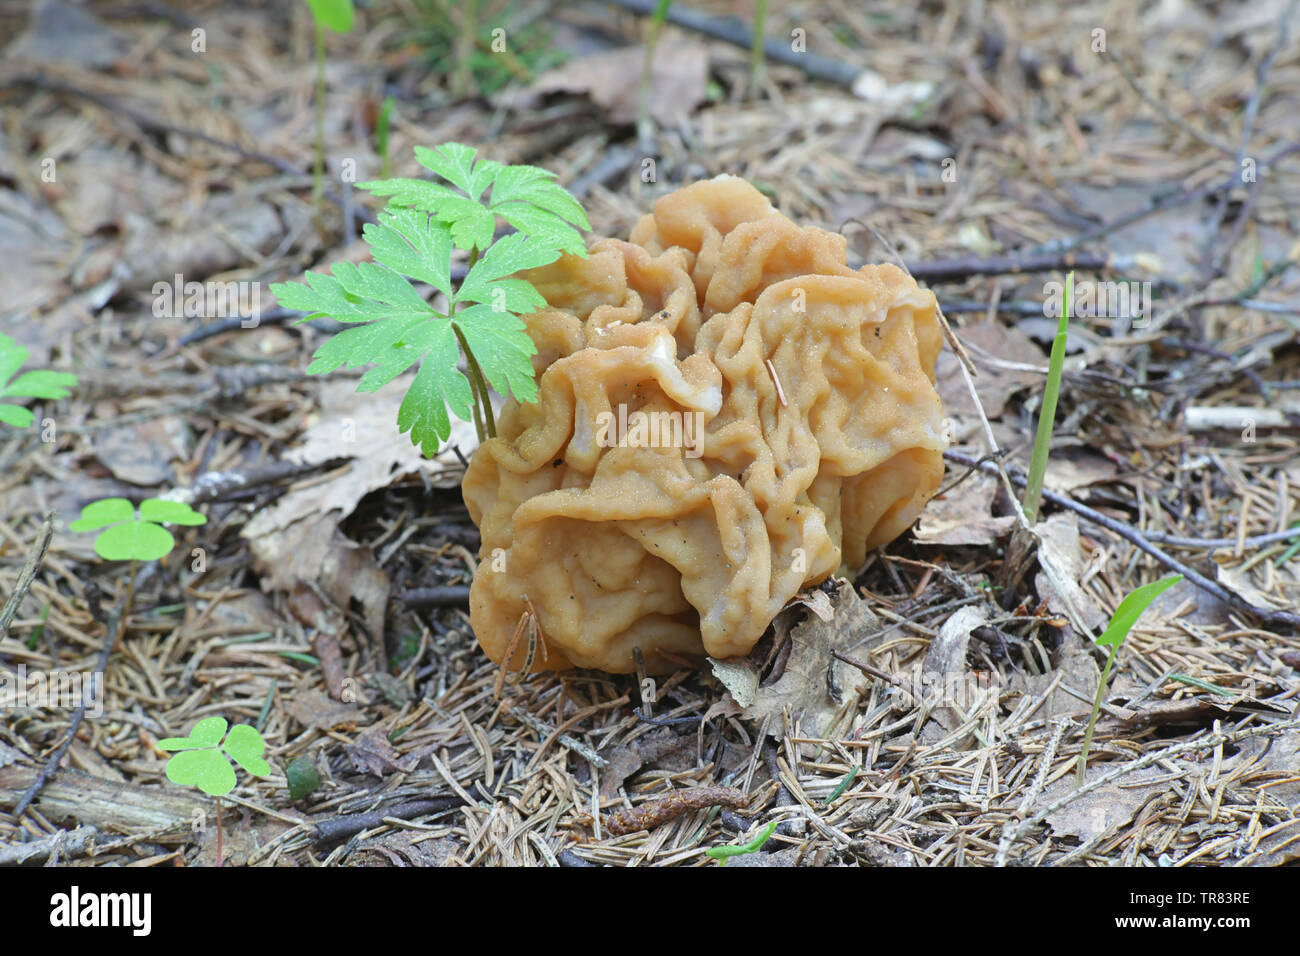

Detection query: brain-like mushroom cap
(462, 177), (949, 673)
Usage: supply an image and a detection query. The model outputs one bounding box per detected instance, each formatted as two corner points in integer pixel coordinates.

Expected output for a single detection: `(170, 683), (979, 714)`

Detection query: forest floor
(1, 0), (1298, 867)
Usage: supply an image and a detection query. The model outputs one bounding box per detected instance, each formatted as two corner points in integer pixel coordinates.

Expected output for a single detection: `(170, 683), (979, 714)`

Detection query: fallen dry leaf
(346, 832), (463, 867)
(1043, 452), (1121, 494)
(789, 588), (835, 622)
(249, 514), (390, 647)
(743, 583), (878, 738)
(5, 0), (127, 69)
(936, 321), (1043, 442)
(1246, 818), (1300, 866)
(1043, 767), (1165, 843)
(914, 473), (1016, 546)
(1215, 561), (1293, 613)
(513, 44), (709, 126)
(1033, 512), (1108, 634)
(91, 416), (192, 486)
(346, 726), (413, 777)
(599, 727), (698, 800)
(284, 689), (362, 732)
(921, 604), (990, 741)
(710, 656), (760, 708)
(1012, 636), (1101, 720)
(243, 376), (474, 539)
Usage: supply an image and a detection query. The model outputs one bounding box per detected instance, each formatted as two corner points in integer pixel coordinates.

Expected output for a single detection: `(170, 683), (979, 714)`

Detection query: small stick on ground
(0, 511), (54, 644)
(399, 585), (472, 608)
(12, 585), (123, 819)
(904, 250), (1117, 283)
(943, 450), (1300, 630)
(0, 824), (97, 865)
(309, 797), (467, 847)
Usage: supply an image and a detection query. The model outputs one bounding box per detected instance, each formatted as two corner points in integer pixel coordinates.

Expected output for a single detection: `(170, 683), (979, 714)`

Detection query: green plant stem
(216, 796), (223, 867)
(1023, 271), (1072, 523)
(749, 0), (768, 97)
(376, 95), (394, 179)
(313, 22), (326, 207)
(451, 246), (496, 442)
(1077, 641), (1118, 787)
(452, 0), (478, 97)
(453, 324), (495, 441)
(125, 559), (138, 620)
(638, 0), (672, 149)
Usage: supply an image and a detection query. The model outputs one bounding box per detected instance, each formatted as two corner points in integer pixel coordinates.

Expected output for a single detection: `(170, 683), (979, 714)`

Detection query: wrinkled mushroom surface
(463, 176), (949, 673)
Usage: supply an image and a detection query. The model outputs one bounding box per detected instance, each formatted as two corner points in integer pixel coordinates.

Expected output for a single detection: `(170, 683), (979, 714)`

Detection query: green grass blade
(1023, 271), (1072, 524)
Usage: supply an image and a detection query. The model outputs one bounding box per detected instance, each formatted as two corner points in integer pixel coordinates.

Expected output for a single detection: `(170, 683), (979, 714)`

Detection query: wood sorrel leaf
(166, 749), (236, 796)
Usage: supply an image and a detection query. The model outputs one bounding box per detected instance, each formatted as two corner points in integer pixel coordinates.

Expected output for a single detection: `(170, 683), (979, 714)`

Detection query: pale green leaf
(413, 142), (479, 196)
(457, 233), (563, 306)
(306, 0), (354, 33)
(69, 498), (135, 531)
(166, 749), (236, 796)
(454, 304), (538, 404)
(358, 177), (459, 210)
(223, 724), (272, 776)
(190, 717), (229, 746)
(1, 369), (78, 400)
(0, 404), (33, 428)
(492, 204), (587, 256)
(398, 332), (474, 456)
(354, 322), (443, 392)
(363, 209), (454, 297)
(306, 313), (430, 375)
(93, 521), (175, 561)
(456, 277), (547, 314)
(488, 165), (590, 230)
(334, 261), (431, 311)
(0, 334), (29, 385)
(1095, 573), (1183, 649)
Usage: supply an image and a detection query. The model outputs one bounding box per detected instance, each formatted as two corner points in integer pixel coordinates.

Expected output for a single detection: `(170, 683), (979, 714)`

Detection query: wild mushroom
(463, 176), (949, 673)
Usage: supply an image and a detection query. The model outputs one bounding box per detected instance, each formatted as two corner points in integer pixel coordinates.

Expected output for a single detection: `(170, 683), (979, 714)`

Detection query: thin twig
(604, 0), (860, 87)
(0, 825), (97, 865)
(399, 585), (472, 607)
(508, 705), (609, 768)
(904, 250), (1119, 283)
(12, 586), (123, 819)
(1206, 0), (1298, 275)
(1142, 527), (1300, 550)
(309, 796), (467, 846)
(0, 512), (55, 644)
(942, 450), (1300, 629)
(1036, 141), (1300, 256)
(1104, 52), (1235, 156)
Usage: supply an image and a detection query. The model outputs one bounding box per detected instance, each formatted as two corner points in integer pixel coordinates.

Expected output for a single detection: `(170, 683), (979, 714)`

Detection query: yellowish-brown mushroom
(462, 176), (949, 673)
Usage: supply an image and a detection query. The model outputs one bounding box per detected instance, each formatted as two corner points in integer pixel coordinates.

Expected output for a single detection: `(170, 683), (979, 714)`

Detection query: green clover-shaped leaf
(224, 724), (272, 776)
(159, 718), (271, 798)
(159, 716), (228, 750)
(70, 497), (206, 561)
(166, 748), (237, 796)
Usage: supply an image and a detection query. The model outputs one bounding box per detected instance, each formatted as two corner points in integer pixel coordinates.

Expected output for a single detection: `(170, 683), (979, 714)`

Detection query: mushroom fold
(463, 176), (949, 673)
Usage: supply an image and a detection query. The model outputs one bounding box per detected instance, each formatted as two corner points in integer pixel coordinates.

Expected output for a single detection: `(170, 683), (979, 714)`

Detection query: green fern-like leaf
(274, 146), (592, 457)
(360, 142), (589, 255)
